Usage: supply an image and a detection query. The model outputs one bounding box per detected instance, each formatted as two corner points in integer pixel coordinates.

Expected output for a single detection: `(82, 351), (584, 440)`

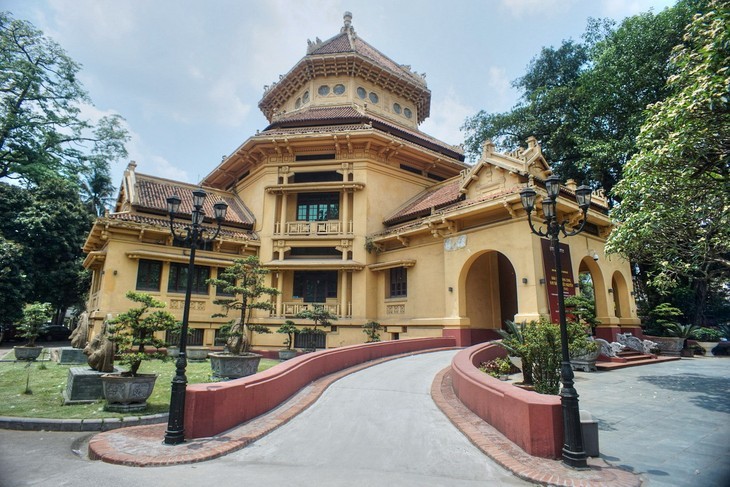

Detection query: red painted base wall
(184, 337), (456, 439)
(450, 342), (563, 458)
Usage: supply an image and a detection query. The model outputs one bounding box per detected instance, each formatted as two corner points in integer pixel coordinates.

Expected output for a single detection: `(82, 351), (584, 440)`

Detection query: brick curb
(87, 347), (457, 467)
(430, 367), (644, 487)
(0, 413), (167, 432)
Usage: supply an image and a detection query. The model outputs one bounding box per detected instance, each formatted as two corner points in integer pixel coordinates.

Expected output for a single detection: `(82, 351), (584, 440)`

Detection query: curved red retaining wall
(450, 342), (562, 458)
(184, 337), (455, 439)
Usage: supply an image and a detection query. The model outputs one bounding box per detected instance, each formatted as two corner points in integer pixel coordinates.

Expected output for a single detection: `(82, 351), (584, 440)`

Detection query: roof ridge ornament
(341, 11), (355, 34)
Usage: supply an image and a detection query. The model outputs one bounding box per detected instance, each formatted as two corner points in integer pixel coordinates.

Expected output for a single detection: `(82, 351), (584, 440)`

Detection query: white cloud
(206, 79), (252, 129)
(420, 88), (474, 147)
(484, 66), (515, 113)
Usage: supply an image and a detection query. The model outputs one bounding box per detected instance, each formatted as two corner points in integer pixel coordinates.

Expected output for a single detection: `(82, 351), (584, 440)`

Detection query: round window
(404, 107), (412, 119)
(318, 85), (330, 96)
(295, 98), (302, 109)
(393, 103), (402, 114)
(302, 91), (310, 104)
(333, 84), (346, 95)
(368, 92), (379, 104)
(357, 87), (367, 99)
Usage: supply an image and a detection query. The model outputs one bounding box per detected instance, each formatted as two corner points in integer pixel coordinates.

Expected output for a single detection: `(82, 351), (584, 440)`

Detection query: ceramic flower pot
(101, 373), (157, 412)
(13, 346), (44, 361)
(209, 352), (261, 379)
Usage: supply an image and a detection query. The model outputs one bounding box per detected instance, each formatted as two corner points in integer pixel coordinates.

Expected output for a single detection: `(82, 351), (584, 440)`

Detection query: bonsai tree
(18, 302), (53, 347)
(295, 305), (337, 351)
(276, 320), (299, 350)
(645, 303), (683, 336)
(565, 294), (600, 336)
(362, 321), (383, 342)
(108, 291), (179, 376)
(208, 256), (278, 354)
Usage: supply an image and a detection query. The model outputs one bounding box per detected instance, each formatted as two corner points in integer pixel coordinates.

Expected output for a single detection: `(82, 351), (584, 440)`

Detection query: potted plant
(295, 305), (337, 352)
(568, 322), (600, 372)
(102, 291), (178, 412)
(207, 256), (278, 379)
(276, 320), (299, 360)
(14, 302), (53, 361)
(362, 321), (383, 342)
(692, 327), (723, 355)
(643, 303), (686, 356)
(664, 322), (701, 357)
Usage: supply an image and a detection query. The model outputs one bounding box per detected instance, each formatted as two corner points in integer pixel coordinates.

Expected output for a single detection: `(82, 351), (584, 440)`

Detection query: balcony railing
(275, 220), (353, 236)
(281, 302), (341, 317)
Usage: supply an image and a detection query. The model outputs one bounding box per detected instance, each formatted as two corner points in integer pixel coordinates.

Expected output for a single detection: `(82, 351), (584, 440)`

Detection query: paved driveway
(575, 356), (730, 486)
(0, 350), (530, 487)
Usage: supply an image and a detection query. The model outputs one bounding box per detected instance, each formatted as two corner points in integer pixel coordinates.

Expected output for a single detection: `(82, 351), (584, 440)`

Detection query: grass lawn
(0, 348), (279, 419)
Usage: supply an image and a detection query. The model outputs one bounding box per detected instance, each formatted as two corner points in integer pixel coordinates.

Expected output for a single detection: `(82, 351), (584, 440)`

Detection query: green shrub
(18, 302), (53, 346)
(524, 320), (562, 394)
(693, 327), (722, 342)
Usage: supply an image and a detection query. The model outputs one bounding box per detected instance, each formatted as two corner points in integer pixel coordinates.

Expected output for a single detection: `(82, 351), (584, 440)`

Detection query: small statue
(84, 314), (115, 373)
(70, 311), (89, 349)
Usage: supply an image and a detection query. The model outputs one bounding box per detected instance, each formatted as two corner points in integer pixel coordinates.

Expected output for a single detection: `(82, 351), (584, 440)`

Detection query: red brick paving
(431, 367), (643, 487)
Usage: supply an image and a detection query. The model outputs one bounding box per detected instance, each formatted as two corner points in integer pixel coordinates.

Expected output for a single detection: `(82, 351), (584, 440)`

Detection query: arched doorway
(578, 257), (608, 320)
(462, 251), (518, 343)
(611, 271), (631, 319)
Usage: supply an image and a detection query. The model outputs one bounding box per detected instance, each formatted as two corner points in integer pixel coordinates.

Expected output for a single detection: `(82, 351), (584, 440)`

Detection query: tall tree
(462, 38), (592, 182)
(576, 1), (700, 192)
(461, 1), (700, 195)
(0, 11), (129, 185)
(17, 178), (92, 324)
(0, 182), (31, 325)
(80, 161), (115, 217)
(607, 0), (730, 325)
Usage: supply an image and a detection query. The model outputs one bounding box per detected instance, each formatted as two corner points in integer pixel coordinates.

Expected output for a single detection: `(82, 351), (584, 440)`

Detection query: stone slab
(63, 367), (120, 404)
(51, 347), (87, 364)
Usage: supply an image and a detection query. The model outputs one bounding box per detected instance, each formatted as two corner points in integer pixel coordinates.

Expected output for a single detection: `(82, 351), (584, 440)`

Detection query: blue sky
(4, 0), (676, 187)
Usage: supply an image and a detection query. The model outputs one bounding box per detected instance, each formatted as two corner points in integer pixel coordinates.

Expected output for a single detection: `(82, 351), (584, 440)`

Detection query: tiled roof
(383, 179), (463, 225)
(309, 32), (425, 86)
(270, 105), (362, 124)
(265, 106), (464, 160)
(106, 212), (257, 241)
(134, 174), (255, 228)
(259, 15), (430, 124)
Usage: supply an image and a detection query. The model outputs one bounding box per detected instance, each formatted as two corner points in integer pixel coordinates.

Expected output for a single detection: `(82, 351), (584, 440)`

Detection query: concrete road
(0, 350), (531, 487)
(576, 356), (730, 486)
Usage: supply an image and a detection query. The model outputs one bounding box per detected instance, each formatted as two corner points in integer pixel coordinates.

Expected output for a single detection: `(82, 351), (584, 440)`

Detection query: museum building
(82, 13), (640, 351)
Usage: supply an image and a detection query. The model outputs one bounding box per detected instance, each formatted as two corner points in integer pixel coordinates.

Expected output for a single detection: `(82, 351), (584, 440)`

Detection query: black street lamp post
(519, 175), (592, 469)
(163, 188), (227, 445)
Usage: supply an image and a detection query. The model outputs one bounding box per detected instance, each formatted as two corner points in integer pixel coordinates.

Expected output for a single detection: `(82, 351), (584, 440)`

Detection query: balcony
(275, 220), (353, 236)
(277, 302), (351, 318)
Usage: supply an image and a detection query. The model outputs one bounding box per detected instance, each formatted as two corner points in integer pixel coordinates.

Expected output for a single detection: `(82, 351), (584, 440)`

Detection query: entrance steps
(596, 351), (681, 370)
